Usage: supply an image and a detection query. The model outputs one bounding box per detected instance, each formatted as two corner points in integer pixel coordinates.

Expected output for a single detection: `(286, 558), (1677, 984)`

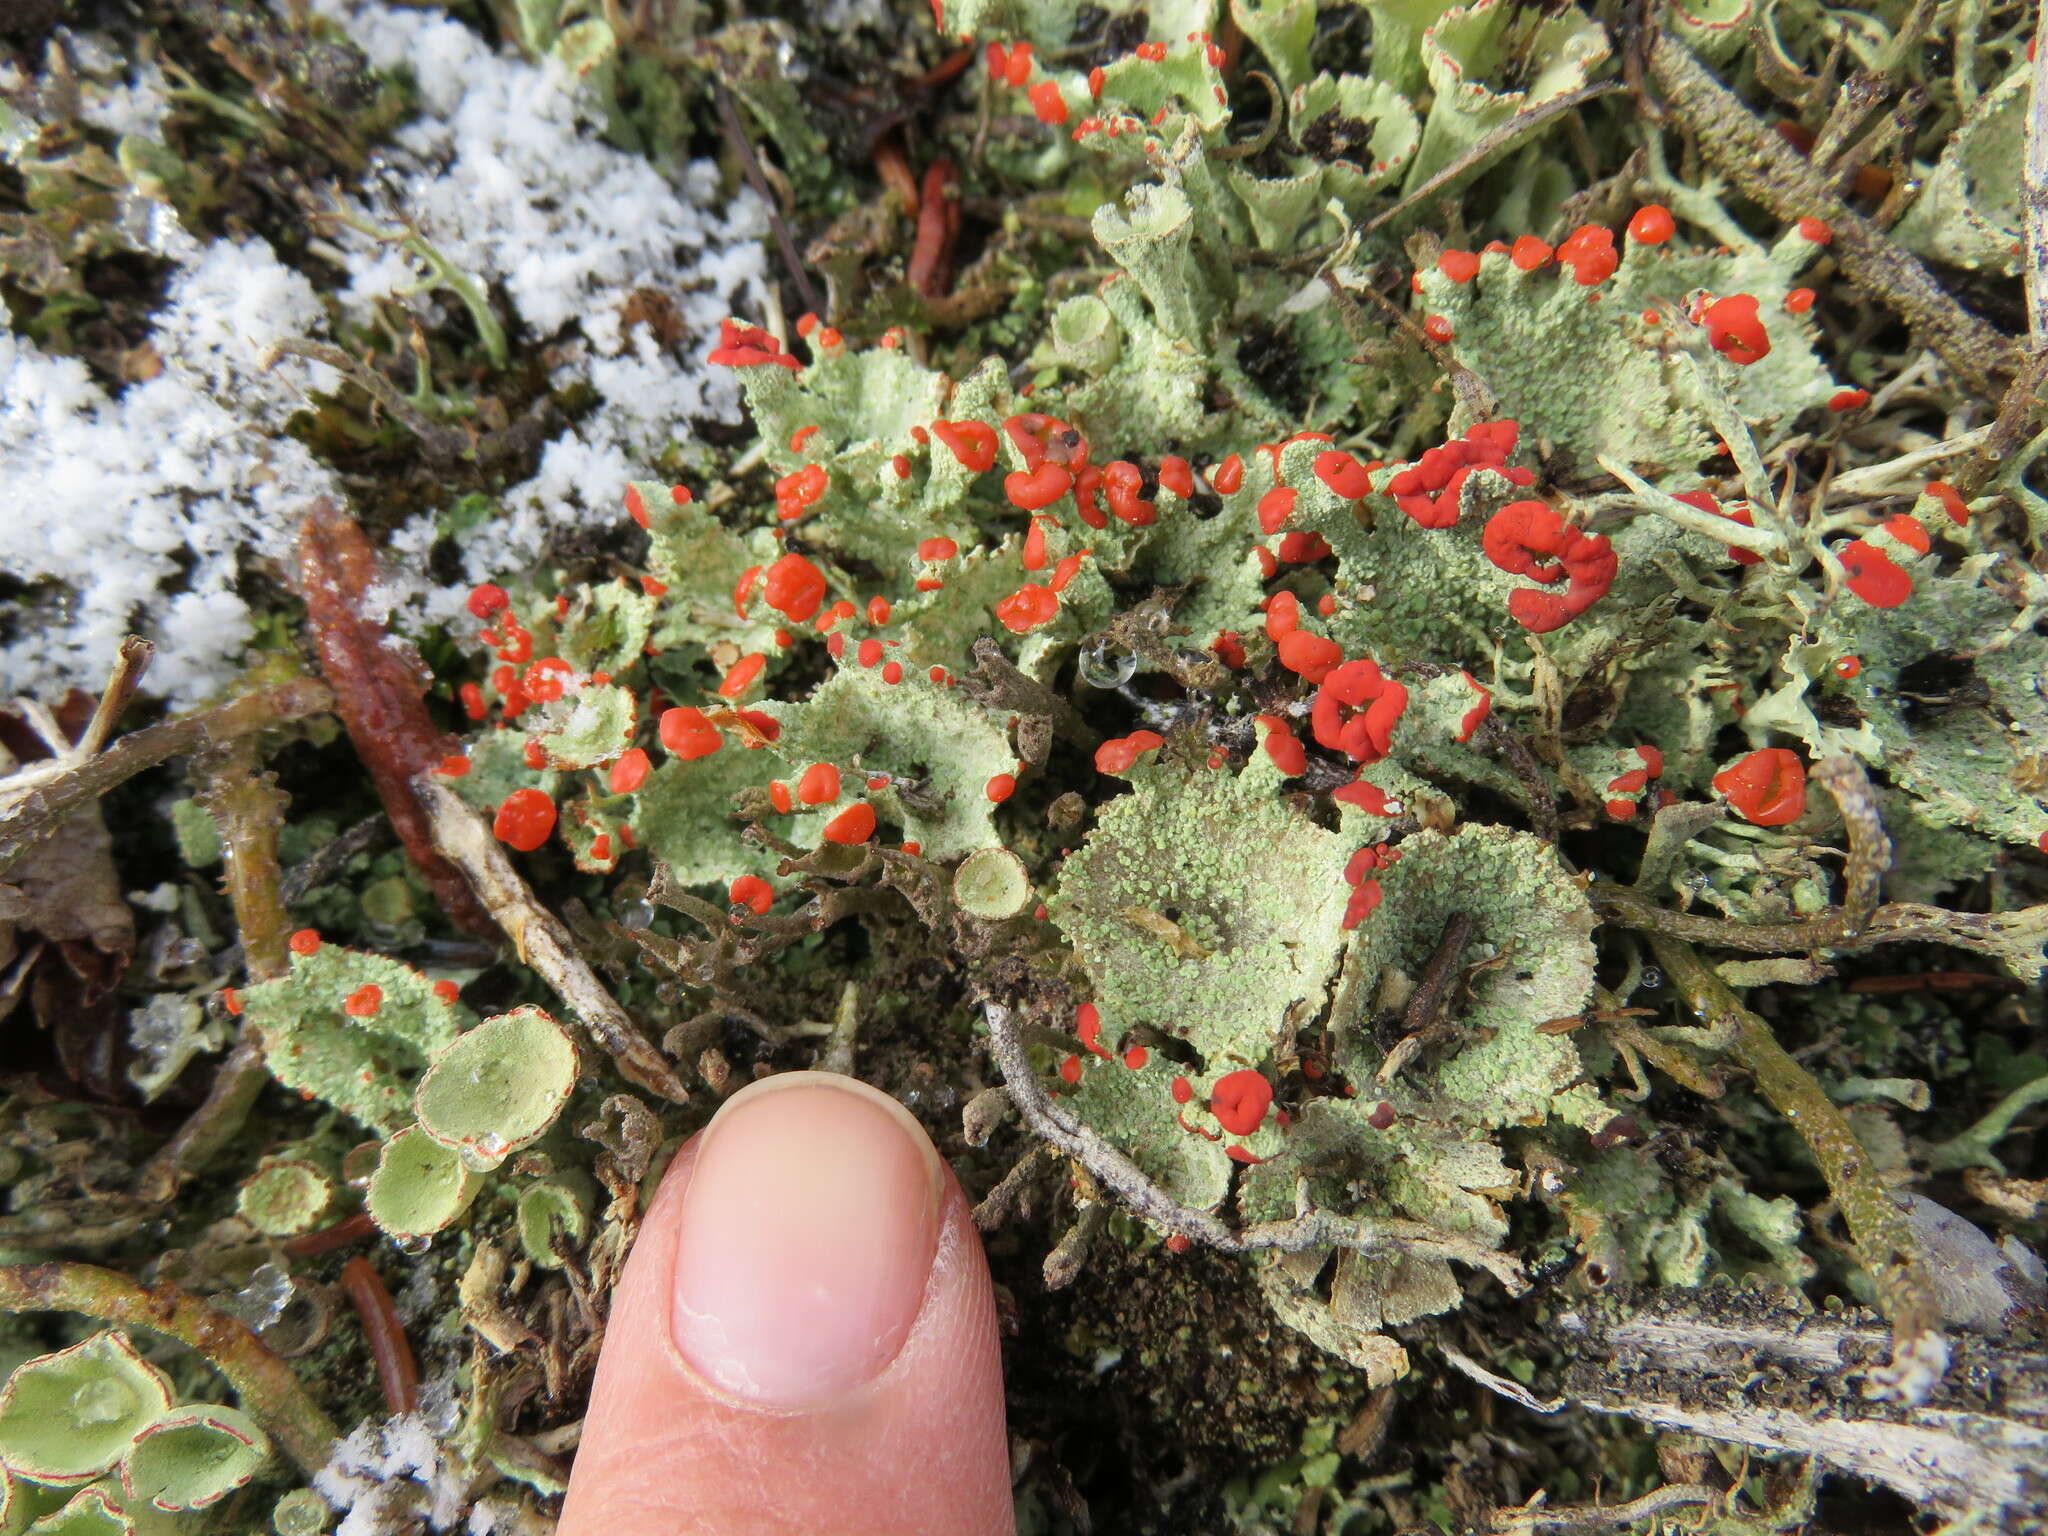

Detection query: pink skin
(558, 1074), (1014, 1536)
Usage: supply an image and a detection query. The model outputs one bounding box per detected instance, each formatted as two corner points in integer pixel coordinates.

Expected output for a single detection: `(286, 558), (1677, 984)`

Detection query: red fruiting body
(821, 802), (877, 844)
(432, 980), (459, 1004)
(1314, 451), (1372, 499)
(1702, 294), (1771, 364)
(797, 762), (841, 805)
(1342, 879), (1382, 930)
(1457, 672), (1492, 742)
(609, 748), (651, 794)
(1422, 315), (1455, 344)
(1078, 1003), (1110, 1059)
(769, 781), (793, 815)
(659, 707), (723, 760)
(774, 464), (829, 521)
(857, 637), (884, 668)
(1829, 388), (1870, 412)
(1480, 501), (1618, 632)
(1059, 1054), (1082, 1086)
(1005, 463), (1073, 511)
(1028, 79), (1067, 124)
(1383, 420), (1528, 529)
(1264, 591), (1299, 640)
(1050, 551), (1088, 592)
(790, 425), (819, 452)
(1170, 1073), (1193, 1103)
(706, 317), (801, 371)
(1102, 461), (1155, 526)
(467, 584), (509, 620)
(995, 583), (1060, 633)
(1333, 775), (1396, 814)
(1256, 715), (1307, 775)
(1926, 481), (1969, 524)
(1122, 1046), (1148, 1070)
(730, 875), (774, 915)
(718, 653), (767, 698)
(1094, 730), (1166, 775)
(867, 595), (892, 625)
(1276, 628), (1342, 682)
(1212, 631), (1246, 670)
(1211, 453), (1245, 495)
(434, 755), (471, 777)
(918, 536), (959, 561)
(1004, 40), (1032, 85)
(493, 788), (557, 852)
(1884, 514), (1931, 555)
(1257, 485), (1298, 534)
(624, 486), (647, 528)
(1158, 456), (1195, 497)
(986, 772), (1017, 803)
(1556, 224), (1617, 284)
(1714, 748), (1806, 827)
(1797, 216), (1833, 244)
(1510, 234), (1553, 270)
(932, 419), (998, 472)
(222, 986), (244, 1015)
(459, 682), (486, 721)
(1839, 539), (1912, 607)
(1784, 287), (1816, 314)
(1209, 1070), (1272, 1136)
(1835, 655), (1861, 679)
(288, 928), (321, 956)
(762, 552), (828, 622)
(344, 984), (383, 1018)
(1627, 204), (1676, 244)
(882, 661), (904, 684)
(1437, 249), (1480, 283)
(732, 564), (763, 619)
(1280, 532), (1332, 564)
(1313, 659), (1408, 763)
(1022, 519), (1048, 570)
(522, 739), (548, 771)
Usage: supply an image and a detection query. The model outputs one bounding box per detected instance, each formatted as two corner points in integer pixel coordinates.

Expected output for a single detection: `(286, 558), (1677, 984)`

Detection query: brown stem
(340, 1256), (419, 1416)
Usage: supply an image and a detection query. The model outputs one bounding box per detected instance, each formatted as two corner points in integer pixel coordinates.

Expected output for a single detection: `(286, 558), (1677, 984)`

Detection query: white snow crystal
(1, 1), (766, 702)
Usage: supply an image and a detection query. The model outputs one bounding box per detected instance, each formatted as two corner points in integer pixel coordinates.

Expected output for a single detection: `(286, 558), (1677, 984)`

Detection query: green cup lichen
(118, 1407), (270, 1513)
(235, 1158), (334, 1238)
(365, 1126), (482, 1239)
(515, 1181), (589, 1270)
(0, 1333), (172, 1487)
(413, 1007), (580, 1171)
(269, 1487), (330, 1536)
(24, 1489), (130, 1536)
(952, 847), (1032, 921)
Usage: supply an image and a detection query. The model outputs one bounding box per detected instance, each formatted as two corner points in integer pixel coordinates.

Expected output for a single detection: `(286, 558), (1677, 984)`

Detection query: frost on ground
(0, 2), (767, 704)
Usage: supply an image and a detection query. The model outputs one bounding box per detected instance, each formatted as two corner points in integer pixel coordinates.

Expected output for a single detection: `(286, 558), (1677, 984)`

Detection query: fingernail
(671, 1072), (944, 1409)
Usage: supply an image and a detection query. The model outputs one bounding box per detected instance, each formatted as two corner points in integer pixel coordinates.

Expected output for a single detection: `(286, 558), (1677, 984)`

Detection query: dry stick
(983, 1002), (1526, 1291)
(1812, 756), (1890, 933)
(0, 1262), (340, 1476)
(713, 82), (823, 320)
(1648, 34), (2019, 395)
(1490, 1484), (1721, 1534)
(75, 635), (154, 760)
(1646, 933), (1947, 1404)
(0, 676), (332, 877)
(416, 777), (690, 1104)
(135, 751), (297, 1200)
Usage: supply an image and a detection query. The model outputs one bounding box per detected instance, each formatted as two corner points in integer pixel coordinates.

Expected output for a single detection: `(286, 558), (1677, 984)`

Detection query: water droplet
(393, 1234), (431, 1256)
(619, 901), (655, 931)
(225, 1263), (294, 1332)
(1077, 641), (1136, 690)
(1639, 967), (1664, 990)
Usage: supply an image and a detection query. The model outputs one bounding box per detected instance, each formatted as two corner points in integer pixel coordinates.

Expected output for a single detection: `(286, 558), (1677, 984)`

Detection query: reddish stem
(281, 1211), (378, 1258)
(909, 158), (959, 299)
(297, 504), (495, 938)
(340, 1255), (420, 1416)
(872, 134), (920, 219)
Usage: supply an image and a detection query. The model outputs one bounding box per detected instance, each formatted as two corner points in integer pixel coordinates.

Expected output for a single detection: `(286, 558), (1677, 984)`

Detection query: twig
(0, 677), (332, 879)
(1362, 83), (1626, 236)
(74, 636), (153, 760)
(1491, 1484), (1721, 1532)
(340, 1256), (419, 1416)
(282, 1212), (378, 1259)
(415, 777), (690, 1103)
(1648, 34), (2018, 394)
(1812, 757), (1888, 933)
(0, 1262), (340, 1476)
(135, 746), (297, 1201)
(909, 158), (960, 299)
(984, 1003), (1525, 1291)
(2025, 0), (2048, 343)
(1645, 934), (1947, 1403)
(1926, 1074), (2048, 1173)
(959, 637), (1099, 748)
(714, 82), (823, 318)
